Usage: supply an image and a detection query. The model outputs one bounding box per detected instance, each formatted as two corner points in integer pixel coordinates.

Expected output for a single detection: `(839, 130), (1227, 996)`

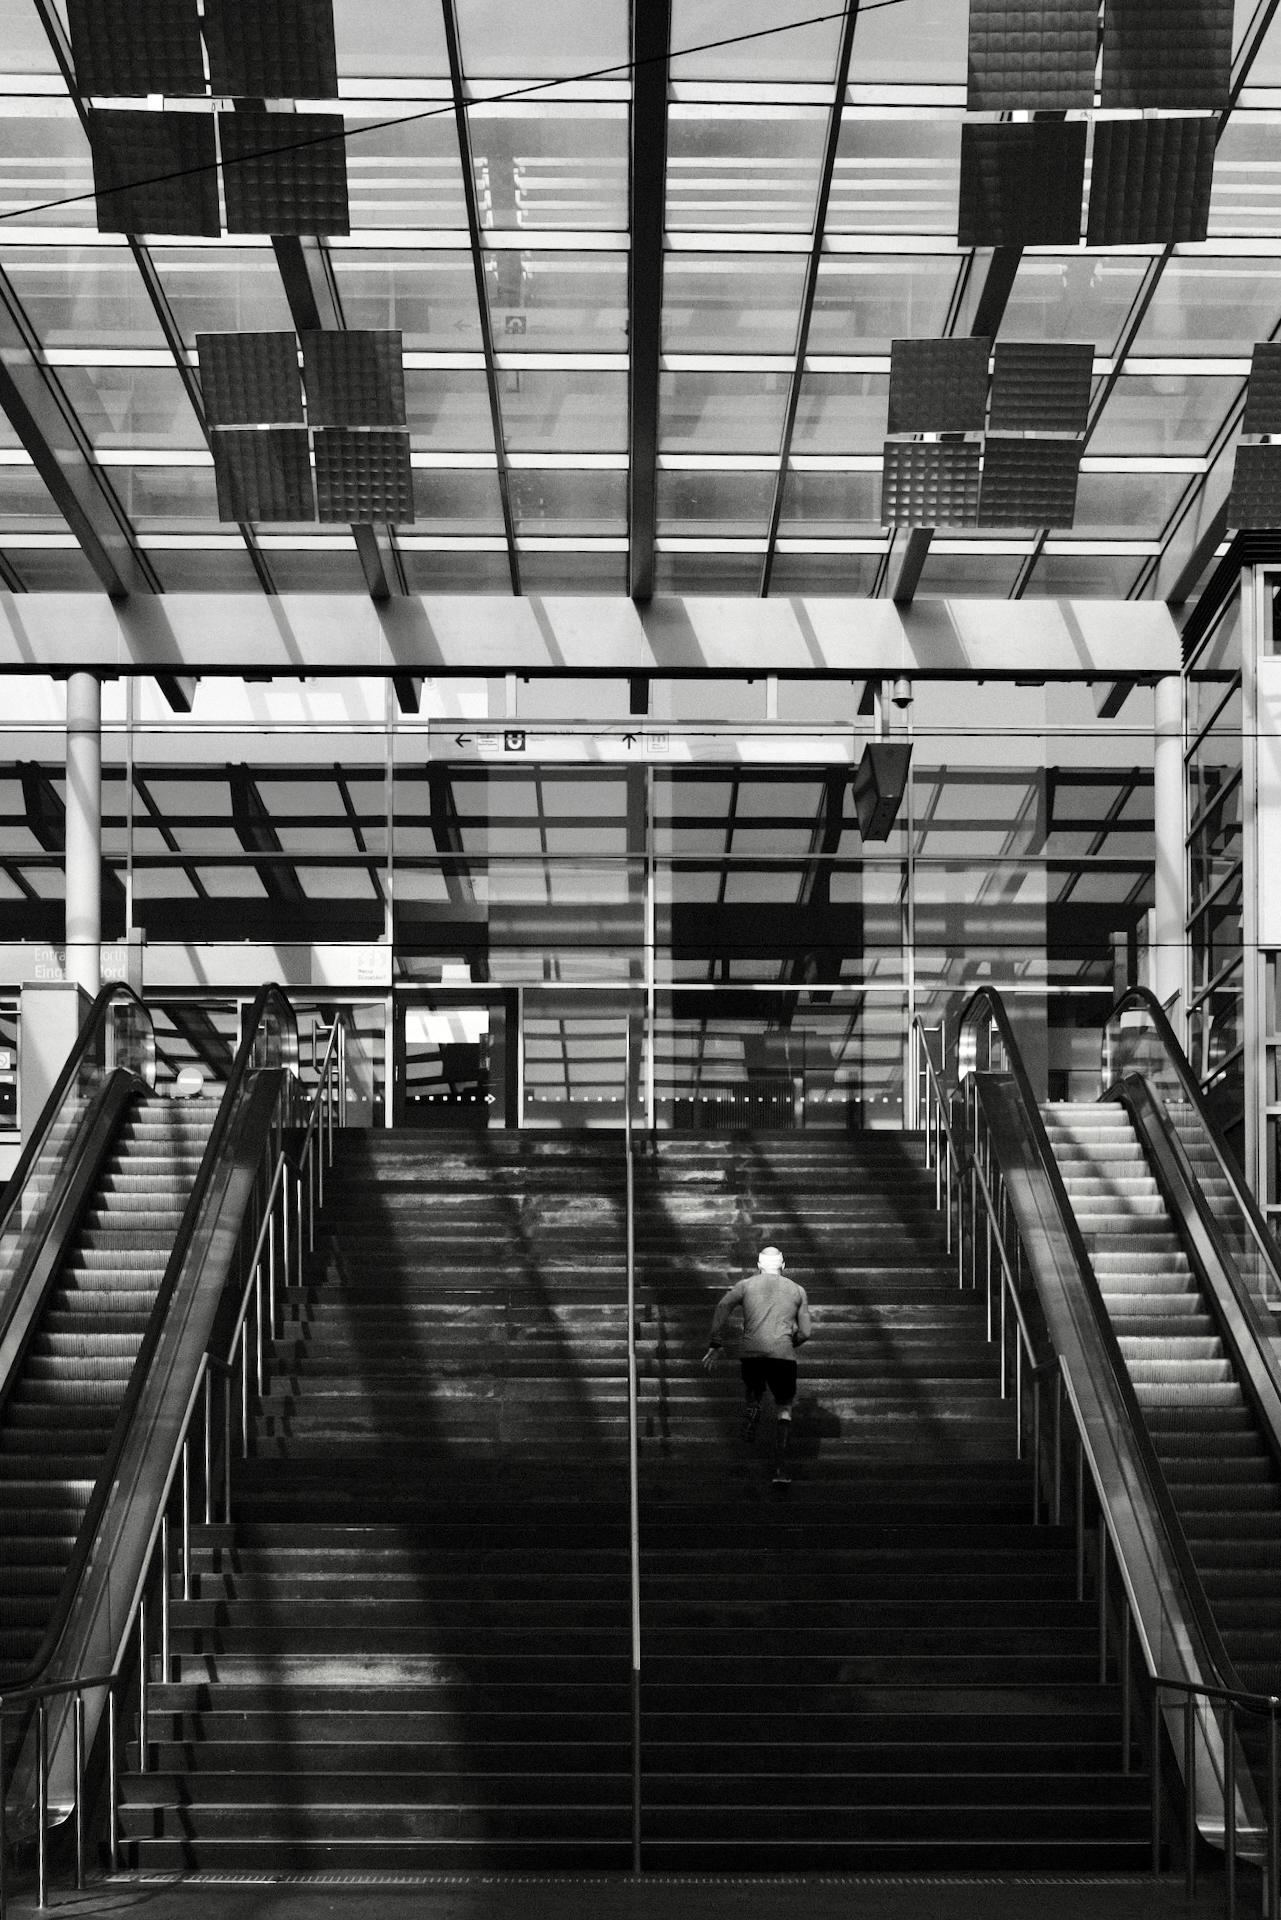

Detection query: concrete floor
(4, 1873), (1242, 1920)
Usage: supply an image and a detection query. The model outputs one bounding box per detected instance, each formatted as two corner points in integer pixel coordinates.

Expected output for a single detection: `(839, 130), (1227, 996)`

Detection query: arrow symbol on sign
(455, 733), (471, 748)
(622, 731), (639, 746)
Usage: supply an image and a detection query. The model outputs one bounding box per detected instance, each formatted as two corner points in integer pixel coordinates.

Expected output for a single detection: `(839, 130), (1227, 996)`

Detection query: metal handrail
(1104, 984), (1281, 1309)
(0, 1002), (347, 1916)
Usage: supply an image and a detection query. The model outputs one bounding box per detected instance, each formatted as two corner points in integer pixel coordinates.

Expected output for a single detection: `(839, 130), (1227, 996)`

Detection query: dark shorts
(740, 1356), (798, 1406)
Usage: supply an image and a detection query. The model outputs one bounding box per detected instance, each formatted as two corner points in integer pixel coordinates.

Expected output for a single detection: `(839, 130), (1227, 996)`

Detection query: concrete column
(64, 671), (101, 997)
(1151, 673), (1185, 1019)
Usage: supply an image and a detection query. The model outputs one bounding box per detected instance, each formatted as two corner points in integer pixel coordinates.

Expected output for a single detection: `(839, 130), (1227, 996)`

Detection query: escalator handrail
(0, 983), (153, 1242)
(8, 982), (299, 1692)
(1102, 984), (1281, 1305)
(955, 986), (1248, 1701)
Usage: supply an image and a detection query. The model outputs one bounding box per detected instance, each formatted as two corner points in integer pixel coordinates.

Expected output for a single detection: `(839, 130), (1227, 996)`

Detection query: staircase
(121, 1126), (1148, 1870)
(0, 1092), (219, 1678)
(1043, 1101), (1281, 1691)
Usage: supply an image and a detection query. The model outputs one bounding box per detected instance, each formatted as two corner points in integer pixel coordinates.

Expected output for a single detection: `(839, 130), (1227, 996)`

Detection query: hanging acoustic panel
(211, 427), (315, 522)
(90, 109), (220, 237)
(198, 332), (303, 426)
(880, 441), (981, 527)
(314, 429), (415, 522)
(301, 331), (406, 426)
(979, 437), (1082, 526)
(989, 342), (1094, 433)
(219, 111), (349, 235)
(966, 0), (1097, 110)
(958, 121), (1087, 248)
(1086, 116), (1216, 245)
(1242, 342), (1281, 436)
(204, 0), (339, 99)
(1227, 445), (1281, 528)
(887, 337), (990, 435)
(68, 0), (205, 96)
(1100, 0), (1232, 110)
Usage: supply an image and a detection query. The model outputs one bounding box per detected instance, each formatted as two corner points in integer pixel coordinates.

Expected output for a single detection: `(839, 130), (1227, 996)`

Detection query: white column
(1151, 673), (1185, 1020)
(64, 671), (101, 997)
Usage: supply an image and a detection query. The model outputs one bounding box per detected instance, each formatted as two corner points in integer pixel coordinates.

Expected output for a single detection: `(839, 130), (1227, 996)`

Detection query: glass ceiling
(0, 0), (1279, 601)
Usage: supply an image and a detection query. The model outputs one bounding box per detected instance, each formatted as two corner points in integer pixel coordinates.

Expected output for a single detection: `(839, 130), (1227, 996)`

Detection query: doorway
(392, 989), (515, 1127)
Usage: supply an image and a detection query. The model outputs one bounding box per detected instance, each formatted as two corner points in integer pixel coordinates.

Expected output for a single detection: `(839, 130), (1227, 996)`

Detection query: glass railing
(1103, 986), (1281, 1313)
(0, 986), (154, 1303)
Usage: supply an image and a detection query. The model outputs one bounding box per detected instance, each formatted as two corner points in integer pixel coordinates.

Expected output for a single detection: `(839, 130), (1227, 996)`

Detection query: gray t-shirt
(710, 1271), (812, 1360)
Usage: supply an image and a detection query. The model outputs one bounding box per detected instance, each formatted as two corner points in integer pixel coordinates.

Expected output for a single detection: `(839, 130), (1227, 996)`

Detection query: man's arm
(708, 1278), (746, 1347)
(792, 1286), (813, 1347)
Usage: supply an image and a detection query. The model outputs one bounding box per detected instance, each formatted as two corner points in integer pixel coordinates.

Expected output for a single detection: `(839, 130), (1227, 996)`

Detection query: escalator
(952, 984), (1281, 1864)
(1038, 997), (1281, 1695)
(0, 1089), (219, 1676)
(0, 982), (312, 1869)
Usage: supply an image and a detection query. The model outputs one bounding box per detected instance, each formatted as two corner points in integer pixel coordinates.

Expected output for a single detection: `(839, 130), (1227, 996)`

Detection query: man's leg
(767, 1360), (799, 1481)
(740, 1357), (767, 1442)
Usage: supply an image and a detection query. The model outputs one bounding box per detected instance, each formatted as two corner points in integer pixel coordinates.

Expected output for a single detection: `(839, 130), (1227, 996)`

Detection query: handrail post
(1224, 1700), (1236, 1920)
(1151, 1684), (1161, 1872)
(624, 1022), (641, 1876)
(35, 1701), (46, 1910)
(72, 1689), (85, 1890)
(1269, 1705), (1279, 1920)
(1184, 1691), (1197, 1898)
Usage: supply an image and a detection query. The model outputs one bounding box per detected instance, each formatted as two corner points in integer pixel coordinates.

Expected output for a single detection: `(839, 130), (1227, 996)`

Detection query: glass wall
(0, 673), (1158, 1128)
(1185, 590), (1245, 1159)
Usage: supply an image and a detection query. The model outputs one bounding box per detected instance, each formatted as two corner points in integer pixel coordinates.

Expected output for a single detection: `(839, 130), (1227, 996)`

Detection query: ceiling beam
(628, 0), (671, 603)
(392, 674), (424, 714)
(228, 763), (307, 905)
(155, 674), (199, 713)
(442, 0), (520, 596)
(0, 268), (156, 600)
(760, 2), (860, 597)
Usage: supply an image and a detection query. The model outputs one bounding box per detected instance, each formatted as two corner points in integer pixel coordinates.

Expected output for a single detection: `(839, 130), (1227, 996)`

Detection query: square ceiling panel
(198, 331), (303, 426)
(314, 428), (414, 522)
(219, 111), (349, 235)
(887, 336), (990, 434)
(211, 427), (314, 521)
(69, 0), (206, 96)
(1100, 0), (1232, 109)
(966, 0), (1097, 109)
(204, 0), (339, 97)
(1086, 116), (1216, 245)
(301, 331), (406, 426)
(958, 122), (1086, 247)
(1227, 444), (1281, 526)
(881, 441), (980, 527)
(989, 341), (1093, 432)
(1241, 341), (1281, 434)
(979, 437), (1082, 526)
(90, 109), (221, 237)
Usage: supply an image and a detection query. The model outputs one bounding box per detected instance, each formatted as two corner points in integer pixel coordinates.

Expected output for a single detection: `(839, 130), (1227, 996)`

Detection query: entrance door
(393, 990), (513, 1127)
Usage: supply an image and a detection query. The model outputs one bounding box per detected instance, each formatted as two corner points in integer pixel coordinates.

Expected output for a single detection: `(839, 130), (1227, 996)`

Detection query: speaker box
(853, 742), (912, 841)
